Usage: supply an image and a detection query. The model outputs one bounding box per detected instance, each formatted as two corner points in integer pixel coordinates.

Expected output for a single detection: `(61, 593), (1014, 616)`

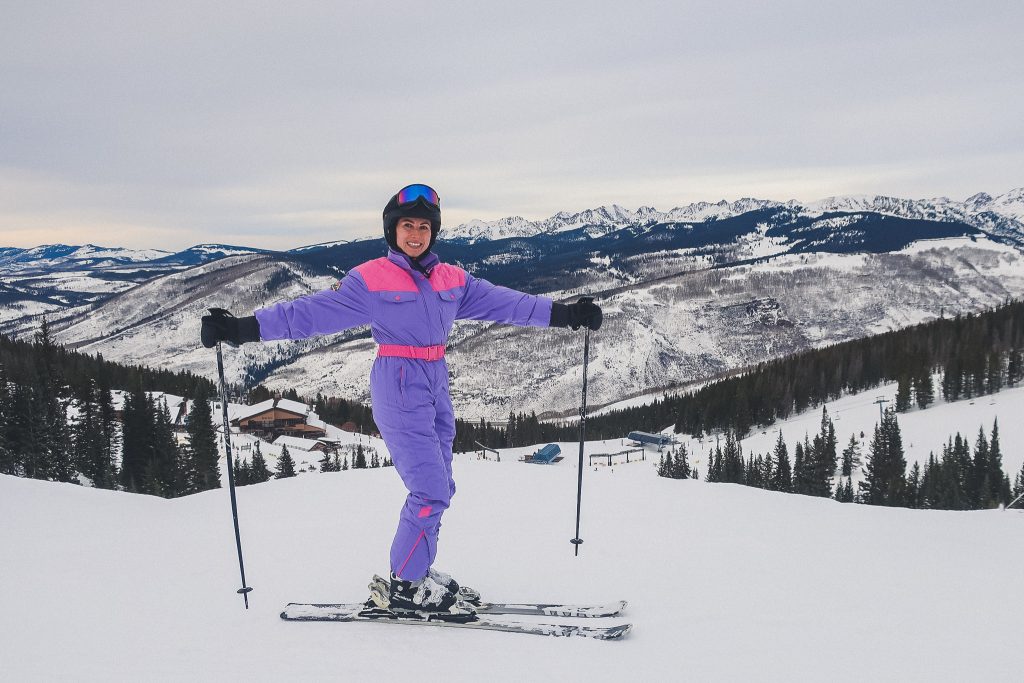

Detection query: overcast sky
(2, 1), (1022, 251)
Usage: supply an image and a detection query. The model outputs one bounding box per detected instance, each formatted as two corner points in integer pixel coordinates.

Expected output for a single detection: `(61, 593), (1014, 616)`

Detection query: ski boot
(428, 567), (482, 606)
(364, 573), (476, 623)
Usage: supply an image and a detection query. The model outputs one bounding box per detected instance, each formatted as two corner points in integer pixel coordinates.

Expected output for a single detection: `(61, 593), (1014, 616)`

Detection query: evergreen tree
(895, 376), (912, 412)
(72, 381), (111, 488)
(657, 452), (671, 478)
(342, 454), (349, 471)
(185, 390), (221, 493)
(842, 477), (855, 503)
(906, 462), (922, 509)
(354, 443), (367, 469)
(250, 442), (272, 483)
(860, 410), (907, 507)
(0, 363), (12, 475)
(671, 446), (691, 479)
(721, 431), (744, 484)
(792, 441), (806, 494)
(986, 419), (1006, 507)
(276, 444), (296, 479)
(319, 450), (336, 473)
(145, 398), (181, 497)
(970, 426), (990, 508)
(95, 377), (119, 489)
(772, 432), (792, 493)
(119, 384), (153, 493)
(234, 457), (251, 486)
(913, 371), (935, 409)
(808, 409), (838, 497)
(841, 434), (859, 477)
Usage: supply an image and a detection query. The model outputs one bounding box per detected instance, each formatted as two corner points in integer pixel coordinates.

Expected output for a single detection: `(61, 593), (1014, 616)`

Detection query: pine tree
(772, 432), (792, 493)
(319, 450), (336, 473)
(658, 452), (672, 478)
(0, 363), (11, 475)
(671, 446), (691, 479)
(793, 441), (806, 494)
(146, 398), (182, 497)
(895, 376), (912, 412)
(342, 454), (349, 471)
(861, 410), (907, 507)
(721, 431), (744, 484)
(913, 370), (935, 409)
(186, 390), (221, 493)
(95, 378), (119, 489)
(354, 443), (367, 469)
(72, 381), (110, 488)
(250, 442), (272, 483)
(985, 419), (1006, 507)
(970, 426), (990, 508)
(119, 384), (152, 493)
(234, 457), (251, 486)
(276, 444), (296, 479)
(841, 434), (858, 477)
(906, 462), (922, 509)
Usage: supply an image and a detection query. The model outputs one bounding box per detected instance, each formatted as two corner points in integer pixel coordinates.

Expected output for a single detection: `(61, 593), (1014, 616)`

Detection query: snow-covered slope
(261, 235), (1024, 419)
(672, 374), (1024, 482)
(2, 450), (1021, 680)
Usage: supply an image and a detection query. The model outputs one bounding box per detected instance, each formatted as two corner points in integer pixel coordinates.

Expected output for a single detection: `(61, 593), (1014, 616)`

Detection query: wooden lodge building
(231, 398), (328, 441)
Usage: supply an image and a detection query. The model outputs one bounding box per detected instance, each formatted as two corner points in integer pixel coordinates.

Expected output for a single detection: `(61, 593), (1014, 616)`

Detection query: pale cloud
(1, 1), (1022, 251)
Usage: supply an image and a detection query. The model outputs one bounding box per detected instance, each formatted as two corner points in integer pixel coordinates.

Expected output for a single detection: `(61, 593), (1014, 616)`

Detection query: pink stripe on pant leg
(396, 529), (426, 580)
(395, 505), (432, 581)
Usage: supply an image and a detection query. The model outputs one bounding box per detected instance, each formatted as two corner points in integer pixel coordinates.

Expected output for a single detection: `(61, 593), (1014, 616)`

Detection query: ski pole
(570, 297), (594, 556)
(213, 324), (253, 608)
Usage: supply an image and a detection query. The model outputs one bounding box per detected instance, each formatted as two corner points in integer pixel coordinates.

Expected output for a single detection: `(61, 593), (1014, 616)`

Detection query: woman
(201, 184), (602, 619)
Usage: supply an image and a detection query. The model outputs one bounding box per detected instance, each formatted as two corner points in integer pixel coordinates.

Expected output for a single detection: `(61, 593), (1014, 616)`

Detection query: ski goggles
(396, 183), (440, 208)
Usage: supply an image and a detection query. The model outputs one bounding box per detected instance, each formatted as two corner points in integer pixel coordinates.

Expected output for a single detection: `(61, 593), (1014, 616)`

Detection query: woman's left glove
(550, 298), (602, 331)
(201, 308), (262, 348)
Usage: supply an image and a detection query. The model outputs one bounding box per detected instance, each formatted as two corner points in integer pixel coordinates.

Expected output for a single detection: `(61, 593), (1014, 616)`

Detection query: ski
(280, 603), (631, 640)
(366, 575), (627, 617)
(474, 599), (627, 618)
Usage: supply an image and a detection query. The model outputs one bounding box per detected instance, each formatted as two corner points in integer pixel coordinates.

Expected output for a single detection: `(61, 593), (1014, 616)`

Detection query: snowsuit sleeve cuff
(238, 315), (262, 343)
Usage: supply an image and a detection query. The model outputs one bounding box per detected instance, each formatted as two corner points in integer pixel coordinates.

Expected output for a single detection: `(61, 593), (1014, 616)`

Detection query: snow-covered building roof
(272, 435), (324, 452)
(276, 399), (310, 416)
(230, 399), (275, 421)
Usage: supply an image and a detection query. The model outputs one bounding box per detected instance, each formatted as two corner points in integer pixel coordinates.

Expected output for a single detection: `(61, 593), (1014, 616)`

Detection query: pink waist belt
(377, 344), (446, 361)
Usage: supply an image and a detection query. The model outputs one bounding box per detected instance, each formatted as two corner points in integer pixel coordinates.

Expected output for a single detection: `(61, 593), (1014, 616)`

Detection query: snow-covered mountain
(0, 243), (272, 334)
(443, 188), (1024, 244)
(0, 243), (172, 272)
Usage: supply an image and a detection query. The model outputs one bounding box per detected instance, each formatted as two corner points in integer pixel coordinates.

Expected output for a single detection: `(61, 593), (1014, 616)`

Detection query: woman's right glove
(201, 308), (262, 348)
(550, 298), (603, 331)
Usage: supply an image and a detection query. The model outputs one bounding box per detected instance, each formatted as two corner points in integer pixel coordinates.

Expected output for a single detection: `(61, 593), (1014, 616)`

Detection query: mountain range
(3, 188), (1024, 420)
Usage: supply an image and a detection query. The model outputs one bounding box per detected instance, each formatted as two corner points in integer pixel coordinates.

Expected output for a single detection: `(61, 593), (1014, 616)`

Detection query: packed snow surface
(3, 449), (1022, 681)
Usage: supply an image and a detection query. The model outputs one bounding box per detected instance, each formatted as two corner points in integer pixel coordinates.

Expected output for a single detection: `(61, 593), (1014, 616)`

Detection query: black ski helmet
(383, 184), (441, 255)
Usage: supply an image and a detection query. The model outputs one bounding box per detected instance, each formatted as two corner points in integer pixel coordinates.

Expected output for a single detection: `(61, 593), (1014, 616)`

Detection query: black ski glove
(550, 298), (603, 331)
(201, 308), (261, 348)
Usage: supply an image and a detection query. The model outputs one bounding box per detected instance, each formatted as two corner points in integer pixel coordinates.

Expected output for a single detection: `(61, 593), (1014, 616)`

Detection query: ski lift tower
(474, 440), (500, 462)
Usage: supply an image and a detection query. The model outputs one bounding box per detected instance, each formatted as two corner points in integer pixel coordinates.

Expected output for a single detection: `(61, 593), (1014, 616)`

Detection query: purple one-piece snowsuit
(255, 249), (552, 580)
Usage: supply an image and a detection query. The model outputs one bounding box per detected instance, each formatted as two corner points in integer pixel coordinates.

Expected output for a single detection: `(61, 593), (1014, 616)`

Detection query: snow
(673, 375), (1024, 481)
(272, 435), (323, 451)
(2, 445), (1022, 680)
(276, 398), (311, 416)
